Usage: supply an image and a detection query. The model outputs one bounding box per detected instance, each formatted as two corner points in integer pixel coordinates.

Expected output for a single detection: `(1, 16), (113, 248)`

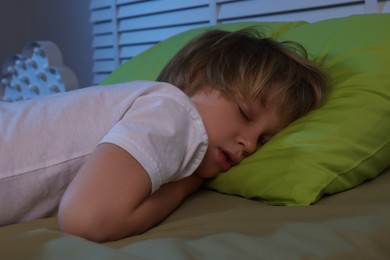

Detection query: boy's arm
(58, 143), (204, 242)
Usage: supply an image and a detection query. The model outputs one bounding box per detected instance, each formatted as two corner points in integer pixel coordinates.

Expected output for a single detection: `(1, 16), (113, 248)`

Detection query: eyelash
(239, 106), (250, 121)
(258, 135), (270, 146)
(238, 105), (271, 147)
(258, 136), (266, 146)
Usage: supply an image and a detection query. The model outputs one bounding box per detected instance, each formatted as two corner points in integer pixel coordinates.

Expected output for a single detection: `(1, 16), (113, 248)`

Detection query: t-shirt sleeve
(99, 93), (208, 193)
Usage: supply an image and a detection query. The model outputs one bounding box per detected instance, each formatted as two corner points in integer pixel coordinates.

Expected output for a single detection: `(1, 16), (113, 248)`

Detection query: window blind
(89, 0), (388, 84)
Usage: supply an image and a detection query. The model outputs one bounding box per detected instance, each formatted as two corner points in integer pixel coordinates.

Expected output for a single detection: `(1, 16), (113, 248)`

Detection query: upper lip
(223, 150), (239, 167)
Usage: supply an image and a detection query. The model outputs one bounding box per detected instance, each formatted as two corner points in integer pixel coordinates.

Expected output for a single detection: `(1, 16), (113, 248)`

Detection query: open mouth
(219, 150), (235, 171)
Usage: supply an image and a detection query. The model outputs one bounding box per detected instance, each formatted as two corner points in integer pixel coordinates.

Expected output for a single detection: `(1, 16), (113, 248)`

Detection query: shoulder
(95, 80), (181, 97)
(99, 82), (208, 192)
(117, 81), (207, 142)
(107, 80), (203, 128)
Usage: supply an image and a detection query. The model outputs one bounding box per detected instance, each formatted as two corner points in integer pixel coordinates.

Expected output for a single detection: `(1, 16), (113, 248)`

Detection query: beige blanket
(1, 167), (389, 259)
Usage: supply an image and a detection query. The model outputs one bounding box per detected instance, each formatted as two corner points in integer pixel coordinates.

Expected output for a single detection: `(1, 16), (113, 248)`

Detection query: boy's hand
(58, 143), (204, 242)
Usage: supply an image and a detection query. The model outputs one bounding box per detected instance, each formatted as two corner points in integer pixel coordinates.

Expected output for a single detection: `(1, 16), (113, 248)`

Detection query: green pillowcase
(102, 14), (390, 205)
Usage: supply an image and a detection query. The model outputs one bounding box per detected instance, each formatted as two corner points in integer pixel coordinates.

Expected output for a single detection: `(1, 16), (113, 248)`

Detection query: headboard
(89, 0), (390, 84)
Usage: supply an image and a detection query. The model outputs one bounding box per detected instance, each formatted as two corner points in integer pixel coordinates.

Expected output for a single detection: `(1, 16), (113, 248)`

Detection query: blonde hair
(157, 28), (328, 121)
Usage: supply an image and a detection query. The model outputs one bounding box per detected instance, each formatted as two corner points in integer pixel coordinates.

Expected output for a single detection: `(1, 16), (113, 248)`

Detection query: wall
(0, 0), (93, 87)
(0, 0), (29, 71)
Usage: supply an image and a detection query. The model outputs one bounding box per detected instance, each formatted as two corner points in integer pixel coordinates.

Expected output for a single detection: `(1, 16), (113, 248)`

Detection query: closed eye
(238, 105), (250, 121)
(258, 135), (271, 146)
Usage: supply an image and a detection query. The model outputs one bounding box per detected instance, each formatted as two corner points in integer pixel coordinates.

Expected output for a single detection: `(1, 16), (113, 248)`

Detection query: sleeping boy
(0, 28), (328, 242)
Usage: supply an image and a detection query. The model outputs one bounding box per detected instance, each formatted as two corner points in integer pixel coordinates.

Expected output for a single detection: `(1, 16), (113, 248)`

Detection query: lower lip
(219, 150), (230, 171)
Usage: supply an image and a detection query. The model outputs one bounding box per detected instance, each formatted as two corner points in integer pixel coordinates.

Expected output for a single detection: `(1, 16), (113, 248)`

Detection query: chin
(196, 169), (220, 179)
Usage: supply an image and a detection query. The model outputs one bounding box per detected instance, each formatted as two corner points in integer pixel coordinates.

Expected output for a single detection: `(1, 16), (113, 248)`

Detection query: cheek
(204, 114), (235, 139)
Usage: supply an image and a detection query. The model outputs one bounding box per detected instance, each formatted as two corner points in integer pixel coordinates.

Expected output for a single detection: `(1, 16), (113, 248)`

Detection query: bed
(0, 167), (389, 259)
(1, 10), (389, 260)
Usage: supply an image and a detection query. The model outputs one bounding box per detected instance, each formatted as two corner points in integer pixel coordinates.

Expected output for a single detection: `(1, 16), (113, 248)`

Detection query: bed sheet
(0, 167), (389, 259)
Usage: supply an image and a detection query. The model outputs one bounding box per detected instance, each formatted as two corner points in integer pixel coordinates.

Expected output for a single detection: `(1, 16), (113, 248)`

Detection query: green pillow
(102, 14), (390, 205)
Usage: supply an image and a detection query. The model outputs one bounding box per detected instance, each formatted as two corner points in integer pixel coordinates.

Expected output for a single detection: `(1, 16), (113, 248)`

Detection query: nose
(237, 132), (258, 157)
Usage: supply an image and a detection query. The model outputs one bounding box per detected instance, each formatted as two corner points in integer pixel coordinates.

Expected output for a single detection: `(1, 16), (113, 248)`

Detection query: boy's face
(191, 87), (289, 179)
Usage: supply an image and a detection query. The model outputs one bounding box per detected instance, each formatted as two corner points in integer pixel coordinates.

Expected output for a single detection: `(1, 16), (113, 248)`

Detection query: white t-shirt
(0, 81), (208, 226)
